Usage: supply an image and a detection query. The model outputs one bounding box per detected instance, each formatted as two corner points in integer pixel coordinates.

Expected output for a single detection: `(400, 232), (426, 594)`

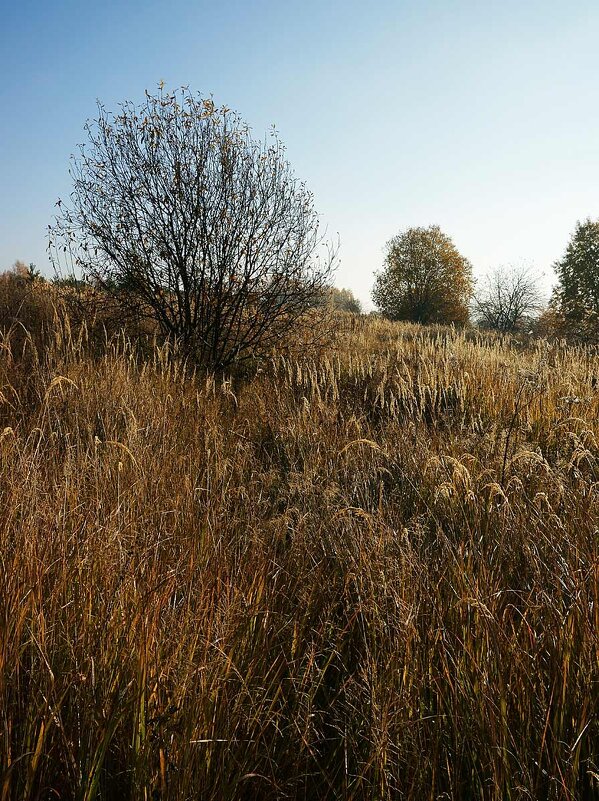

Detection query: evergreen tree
(552, 218), (599, 341)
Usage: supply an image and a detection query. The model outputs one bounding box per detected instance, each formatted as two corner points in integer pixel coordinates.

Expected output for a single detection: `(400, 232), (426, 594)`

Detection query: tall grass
(0, 300), (597, 799)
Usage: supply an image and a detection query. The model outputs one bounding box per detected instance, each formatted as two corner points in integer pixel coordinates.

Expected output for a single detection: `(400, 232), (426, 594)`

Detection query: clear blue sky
(1, 0), (598, 306)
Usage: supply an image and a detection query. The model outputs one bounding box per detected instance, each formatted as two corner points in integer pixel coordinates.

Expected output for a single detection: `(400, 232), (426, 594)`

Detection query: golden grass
(0, 308), (598, 800)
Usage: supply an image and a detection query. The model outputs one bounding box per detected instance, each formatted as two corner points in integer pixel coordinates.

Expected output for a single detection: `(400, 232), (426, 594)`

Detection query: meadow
(0, 281), (597, 800)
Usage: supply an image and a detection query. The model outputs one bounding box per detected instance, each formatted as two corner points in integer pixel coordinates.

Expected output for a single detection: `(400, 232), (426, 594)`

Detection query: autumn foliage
(0, 295), (597, 800)
(372, 225), (473, 325)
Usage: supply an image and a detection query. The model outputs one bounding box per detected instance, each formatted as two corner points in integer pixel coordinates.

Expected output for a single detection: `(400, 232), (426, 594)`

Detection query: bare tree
(49, 86), (336, 369)
(473, 267), (543, 333)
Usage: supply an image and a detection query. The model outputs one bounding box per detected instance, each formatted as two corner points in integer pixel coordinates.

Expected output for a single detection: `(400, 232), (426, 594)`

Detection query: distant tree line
(2, 260), (42, 284)
(7, 81), (598, 359)
(370, 220), (599, 342)
(326, 286), (362, 314)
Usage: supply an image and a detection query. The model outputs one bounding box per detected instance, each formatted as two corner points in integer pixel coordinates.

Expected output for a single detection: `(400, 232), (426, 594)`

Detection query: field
(0, 288), (598, 800)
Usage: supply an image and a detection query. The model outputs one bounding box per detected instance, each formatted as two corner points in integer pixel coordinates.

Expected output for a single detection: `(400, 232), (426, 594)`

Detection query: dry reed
(0, 300), (597, 800)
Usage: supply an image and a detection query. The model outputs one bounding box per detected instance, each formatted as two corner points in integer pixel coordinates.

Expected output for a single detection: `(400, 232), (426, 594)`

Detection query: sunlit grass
(0, 301), (597, 799)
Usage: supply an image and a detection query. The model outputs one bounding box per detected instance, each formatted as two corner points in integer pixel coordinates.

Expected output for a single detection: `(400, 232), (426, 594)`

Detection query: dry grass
(0, 304), (597, 800)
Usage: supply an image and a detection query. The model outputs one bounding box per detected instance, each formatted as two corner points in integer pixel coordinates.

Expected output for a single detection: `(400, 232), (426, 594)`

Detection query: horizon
(1, 0), (598, 309)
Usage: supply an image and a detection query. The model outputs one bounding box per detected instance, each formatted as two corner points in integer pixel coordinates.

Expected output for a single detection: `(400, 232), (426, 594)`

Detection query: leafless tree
(49, 86), (336, 369)
(473, 267), (543, 333)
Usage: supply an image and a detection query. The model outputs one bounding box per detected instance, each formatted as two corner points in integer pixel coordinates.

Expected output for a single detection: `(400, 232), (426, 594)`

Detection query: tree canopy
(49, 86), (335, 369)
(372, 225), (473, 325)
(327, 286), (362, 314)
(551, 218), (599, 342)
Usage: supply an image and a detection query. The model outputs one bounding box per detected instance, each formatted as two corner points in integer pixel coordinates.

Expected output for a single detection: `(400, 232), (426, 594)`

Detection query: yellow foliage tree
(372, 226), (473, 325)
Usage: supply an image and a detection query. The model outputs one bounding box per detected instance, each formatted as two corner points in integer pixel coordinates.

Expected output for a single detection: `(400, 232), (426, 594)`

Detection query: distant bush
(326, 286), (362, 314)
(529, 306), (565, 340)
(0, 263), (55, 352)
(3, 259), (42, 284)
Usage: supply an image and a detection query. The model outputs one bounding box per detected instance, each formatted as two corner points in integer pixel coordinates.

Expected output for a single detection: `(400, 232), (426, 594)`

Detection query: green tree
(372, 225), (473, 325)
(551, 218), (599, 341)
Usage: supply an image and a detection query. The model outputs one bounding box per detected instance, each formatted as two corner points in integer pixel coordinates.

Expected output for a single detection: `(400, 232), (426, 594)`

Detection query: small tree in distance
(473, 266), (543, 333)
(4, 260), (41, 283)
(327, 286), (362, 314)
(49, 86), (336, 370)
(372, 225), (473, 325)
